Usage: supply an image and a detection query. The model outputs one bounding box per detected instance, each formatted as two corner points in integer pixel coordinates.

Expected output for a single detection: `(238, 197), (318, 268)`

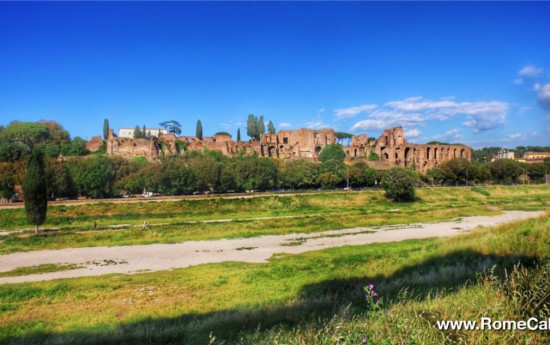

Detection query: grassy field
(0, 185), (549, 254)
(0, 210), (548, 344)
(0, 185), (549, 344)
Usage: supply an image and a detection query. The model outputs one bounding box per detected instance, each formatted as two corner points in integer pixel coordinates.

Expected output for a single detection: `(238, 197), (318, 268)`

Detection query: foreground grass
(0, 185), (548, 254)
(0, 264), (84, 278)
(0, 211), (548, 344)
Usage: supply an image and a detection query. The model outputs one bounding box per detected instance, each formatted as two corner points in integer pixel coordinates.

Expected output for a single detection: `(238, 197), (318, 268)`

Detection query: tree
(133, 125), (142, 139)
(319, 159), (345, 186)
(23, 149), (48, 233)
(318, 144), (346, 162)
(268, 121), (276, 134)
(235, 157), (278, 191)
(318, 172), (340, 189)
(103, 118), (110, 140)
(280, 160), (319, 189)
(0, 164), (15, 201)
(67, 156), (116, 198)
(45, 159), (76, 199)
(159, 120), (182, 136)
(489, 159), (522, 184)
(247, 114), (258, 141)
(196, 120), (203, 140)
(237, 128), (241, 142)
(335, 132), (353, 145)
(214, 131), (231, 137)
(60, 137), (88, 156)
(381, 167), (418, 202)
(0, 122), (50, 161)
(348, 161), (377, 187)
(142, 125), (147, 139)
(258, 115), (265, 135)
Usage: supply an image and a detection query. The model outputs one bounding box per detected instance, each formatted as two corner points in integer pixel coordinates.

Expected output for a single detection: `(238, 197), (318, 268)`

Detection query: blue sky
(1, 1), (549, 149)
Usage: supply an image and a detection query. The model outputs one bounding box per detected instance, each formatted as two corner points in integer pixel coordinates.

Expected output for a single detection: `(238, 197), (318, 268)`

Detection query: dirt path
(0, 210), (542, 284)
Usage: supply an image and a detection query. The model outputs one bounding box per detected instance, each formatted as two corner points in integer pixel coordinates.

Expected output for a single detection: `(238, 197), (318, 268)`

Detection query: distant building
(492, 148), (515, 161)
(524, 152), (550, 160)
(118, 127), (169, 138)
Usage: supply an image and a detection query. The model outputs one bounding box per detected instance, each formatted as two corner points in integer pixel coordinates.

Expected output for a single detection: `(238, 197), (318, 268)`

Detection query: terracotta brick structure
(103, 126), (471, 172)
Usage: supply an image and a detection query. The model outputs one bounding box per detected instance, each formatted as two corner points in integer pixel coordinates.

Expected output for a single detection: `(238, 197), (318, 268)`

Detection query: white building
(118, 127), (169, 138)
(492, 148), (515, 161)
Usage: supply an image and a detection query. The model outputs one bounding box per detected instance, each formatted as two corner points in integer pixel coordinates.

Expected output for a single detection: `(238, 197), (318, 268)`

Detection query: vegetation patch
(0, 264), (84, 278)
(471, 186), (491, 196)
(0, 211), (548, 344)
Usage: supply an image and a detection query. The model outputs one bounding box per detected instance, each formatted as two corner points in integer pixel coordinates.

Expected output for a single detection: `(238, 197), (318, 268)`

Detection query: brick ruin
(104, 126), (471, 172)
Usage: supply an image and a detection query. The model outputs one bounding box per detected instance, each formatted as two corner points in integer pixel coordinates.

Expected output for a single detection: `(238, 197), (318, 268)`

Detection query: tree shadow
(1, 250), (541, 345)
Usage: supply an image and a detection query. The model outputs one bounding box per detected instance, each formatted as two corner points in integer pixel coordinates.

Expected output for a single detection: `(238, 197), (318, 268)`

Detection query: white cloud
(508, 133), (522, 140)
(318, 108), (325, 113)
(305, 121), (330, 129)
(385, 97), (457, 112)
(404, 129), (421, 138)
(347, 97), (508, 133)
(538, 83), (550, 111)
(432, 129), (464, 142)
(518, 65), (544, 78)
(334, 104), (377, 119)
(513, 78), (524, 85)
(350, 119), (391, 131)
(279, 122), (292, 128)
(534, 83), (542, 91)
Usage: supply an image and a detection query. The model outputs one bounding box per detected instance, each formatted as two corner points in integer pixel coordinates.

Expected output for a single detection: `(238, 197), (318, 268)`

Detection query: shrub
(318, 144), (345, 162)
(381, 167), (418, 202)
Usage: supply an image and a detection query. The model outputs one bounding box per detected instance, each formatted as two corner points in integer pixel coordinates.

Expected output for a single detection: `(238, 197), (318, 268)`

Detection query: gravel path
(0, 210), (542, 284)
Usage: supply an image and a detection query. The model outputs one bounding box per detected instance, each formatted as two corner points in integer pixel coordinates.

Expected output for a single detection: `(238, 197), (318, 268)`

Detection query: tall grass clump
(471, 186), (490, 196)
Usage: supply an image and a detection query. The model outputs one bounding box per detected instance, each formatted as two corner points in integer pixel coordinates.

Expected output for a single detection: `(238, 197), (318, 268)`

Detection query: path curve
(0, 211), (542, 284)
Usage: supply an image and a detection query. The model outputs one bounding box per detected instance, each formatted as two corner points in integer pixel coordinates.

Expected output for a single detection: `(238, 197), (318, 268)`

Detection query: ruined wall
(106, 137), (159, 158)
(373, 126), (472, 172)
(260, 128), (337, 159)
(103, 126), (471, 172)
(85, 136), (103, 153)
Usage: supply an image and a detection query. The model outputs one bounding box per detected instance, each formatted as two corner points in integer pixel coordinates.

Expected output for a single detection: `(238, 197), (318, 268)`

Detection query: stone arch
(315, 146), (321, 154)
(453, 148), (457, 158)
(404, 147), (412, 166)
(383, 152), (389, 160)
(461, 148), (466, 158)
(427, 147), (431, 160)
(434, 147), (438, 160)
(268, 146), (276, 157)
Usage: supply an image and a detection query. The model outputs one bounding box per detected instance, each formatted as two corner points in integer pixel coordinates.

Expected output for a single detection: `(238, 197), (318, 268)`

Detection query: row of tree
(0, 121), (88, 163)
(3, 150), (548, 203)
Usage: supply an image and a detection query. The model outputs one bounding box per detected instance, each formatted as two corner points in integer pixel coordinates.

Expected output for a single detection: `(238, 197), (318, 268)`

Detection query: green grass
(0, 264), (84, 278)
(471, 186), (491, 196)
(0, 185), (549, 254)
(0, 210), (548, 344)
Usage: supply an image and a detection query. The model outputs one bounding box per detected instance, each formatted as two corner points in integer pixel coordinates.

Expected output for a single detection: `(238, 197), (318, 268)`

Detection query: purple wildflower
(362, 335), (367, 344)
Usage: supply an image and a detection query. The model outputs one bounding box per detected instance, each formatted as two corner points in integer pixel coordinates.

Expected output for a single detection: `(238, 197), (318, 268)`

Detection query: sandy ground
(0, 210), (543, 284)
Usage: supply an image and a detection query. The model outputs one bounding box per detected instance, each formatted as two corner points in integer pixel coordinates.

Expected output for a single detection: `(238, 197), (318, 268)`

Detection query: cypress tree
(237, 128), (241, 142)
(246, 114), (256, 140)
(23, 149), (48, 234)
(133, 125), (141, 138)
(258, 115), (265, 136)
(196, 120), (203, 140)
(142, 125), (146, 139)
(103, 118), (109, 139)
(268, 120), (276, 134)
